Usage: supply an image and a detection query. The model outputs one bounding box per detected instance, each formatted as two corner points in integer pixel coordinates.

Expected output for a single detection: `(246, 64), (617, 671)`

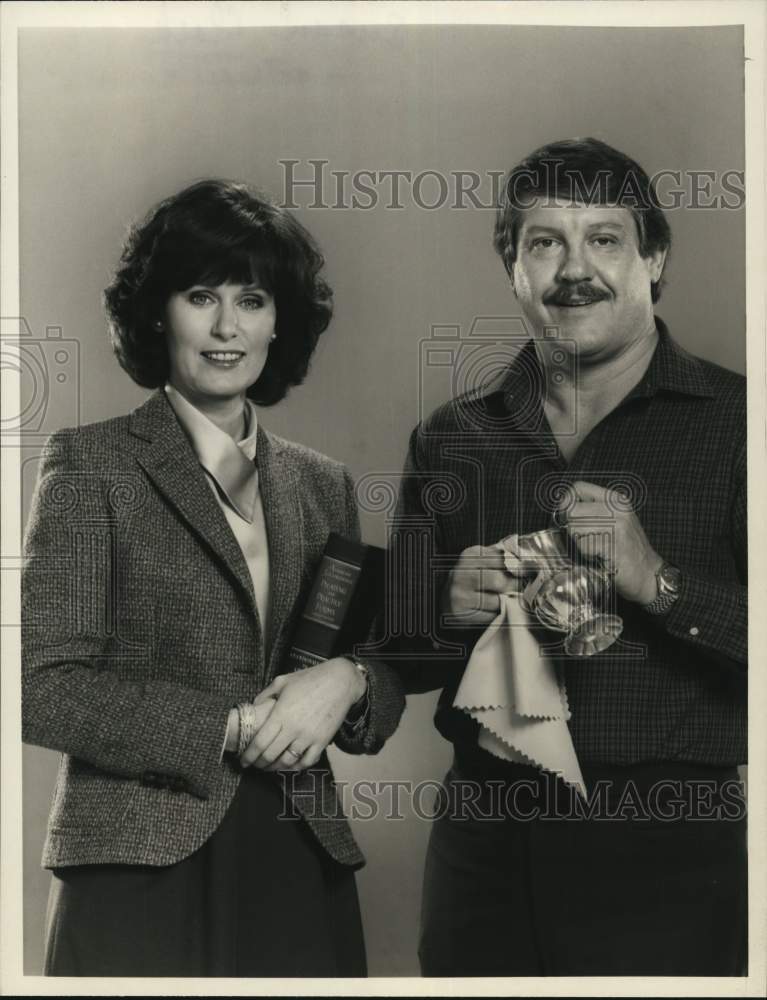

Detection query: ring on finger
(285, 746), (302, 760)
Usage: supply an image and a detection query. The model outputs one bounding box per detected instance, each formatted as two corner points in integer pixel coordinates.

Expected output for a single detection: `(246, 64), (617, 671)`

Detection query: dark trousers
(419, 758), (747, 977)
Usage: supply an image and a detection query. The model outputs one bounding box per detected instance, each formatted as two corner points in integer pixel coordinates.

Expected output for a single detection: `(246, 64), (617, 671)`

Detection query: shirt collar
(164, 384), (259, 522)
(500, 317), (714, 418)
(630, 317), (715, 400)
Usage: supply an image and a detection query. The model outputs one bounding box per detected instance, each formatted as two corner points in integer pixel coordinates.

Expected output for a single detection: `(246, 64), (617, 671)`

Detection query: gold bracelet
(236, 702), (260, 756)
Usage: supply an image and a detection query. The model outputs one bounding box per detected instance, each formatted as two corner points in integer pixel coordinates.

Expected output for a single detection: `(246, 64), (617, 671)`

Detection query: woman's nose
(211, 303), (238, 339)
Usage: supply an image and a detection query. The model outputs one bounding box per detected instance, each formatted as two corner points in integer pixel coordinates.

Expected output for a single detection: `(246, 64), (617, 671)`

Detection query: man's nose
(211, 302), (238, 339)
(557, 245), (593, 283)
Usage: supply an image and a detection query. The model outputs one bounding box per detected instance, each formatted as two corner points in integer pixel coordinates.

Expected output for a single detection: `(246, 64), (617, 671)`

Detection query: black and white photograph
(1, 1), (765, 995)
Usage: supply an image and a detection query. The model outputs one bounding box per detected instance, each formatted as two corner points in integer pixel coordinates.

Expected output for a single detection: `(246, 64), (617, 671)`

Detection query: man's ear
(507, 259), (516, 294)
(646, 248), (668, 285)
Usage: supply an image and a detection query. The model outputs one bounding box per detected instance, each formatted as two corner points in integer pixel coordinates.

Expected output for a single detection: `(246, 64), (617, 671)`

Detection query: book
(285, 532), (385, 671)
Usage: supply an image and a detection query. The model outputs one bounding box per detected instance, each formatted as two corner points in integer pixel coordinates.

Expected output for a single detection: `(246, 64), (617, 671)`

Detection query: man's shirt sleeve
(658, 436), (747, 670)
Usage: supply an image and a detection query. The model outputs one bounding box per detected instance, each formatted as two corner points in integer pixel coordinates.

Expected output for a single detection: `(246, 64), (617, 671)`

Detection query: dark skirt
(44, 767), (367, 977)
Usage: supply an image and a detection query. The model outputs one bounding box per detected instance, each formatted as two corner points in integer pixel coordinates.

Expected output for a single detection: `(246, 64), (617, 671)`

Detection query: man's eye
(530, 238), (559, 251)
(591, 236), (618, 247)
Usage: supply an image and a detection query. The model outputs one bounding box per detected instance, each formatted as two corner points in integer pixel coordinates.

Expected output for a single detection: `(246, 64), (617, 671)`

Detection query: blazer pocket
(47, 760), (140, 831)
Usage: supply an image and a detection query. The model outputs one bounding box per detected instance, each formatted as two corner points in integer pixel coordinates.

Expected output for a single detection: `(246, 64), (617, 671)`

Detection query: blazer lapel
(128, 392), (260, 627)
(256, 427), (304, 680)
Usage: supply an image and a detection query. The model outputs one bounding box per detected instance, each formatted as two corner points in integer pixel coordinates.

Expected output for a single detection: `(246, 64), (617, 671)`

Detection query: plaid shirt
(385, 320), (746, 766)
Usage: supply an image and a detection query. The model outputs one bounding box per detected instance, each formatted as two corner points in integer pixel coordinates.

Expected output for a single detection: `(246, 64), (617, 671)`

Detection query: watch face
(658, 564), (681, 593)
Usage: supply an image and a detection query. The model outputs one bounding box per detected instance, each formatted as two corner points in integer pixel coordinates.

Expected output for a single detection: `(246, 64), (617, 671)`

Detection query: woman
(22, 180), (405, 977)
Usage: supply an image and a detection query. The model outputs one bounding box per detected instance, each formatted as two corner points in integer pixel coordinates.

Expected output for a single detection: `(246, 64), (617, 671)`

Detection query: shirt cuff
(660, 570), (747, 667)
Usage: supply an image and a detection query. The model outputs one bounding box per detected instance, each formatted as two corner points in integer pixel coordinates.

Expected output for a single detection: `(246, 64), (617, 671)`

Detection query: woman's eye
(188, 291), (213, 306)
(239, 296), (264, 310)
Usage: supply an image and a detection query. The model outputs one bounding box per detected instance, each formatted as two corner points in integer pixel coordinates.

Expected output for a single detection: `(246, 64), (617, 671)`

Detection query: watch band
(342, 657), (370, 734)
(643, 563), (681, 616)
(349, 656), (369, 683)
(644, 590), (677, 616)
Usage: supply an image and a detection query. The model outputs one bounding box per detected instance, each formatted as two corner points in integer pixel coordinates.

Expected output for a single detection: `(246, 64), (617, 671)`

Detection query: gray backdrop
(18, 24), (744, 976)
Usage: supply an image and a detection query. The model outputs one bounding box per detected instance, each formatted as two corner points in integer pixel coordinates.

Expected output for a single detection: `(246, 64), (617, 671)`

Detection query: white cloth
(164, 386), (271, 637)
(453, 540), (586, 798)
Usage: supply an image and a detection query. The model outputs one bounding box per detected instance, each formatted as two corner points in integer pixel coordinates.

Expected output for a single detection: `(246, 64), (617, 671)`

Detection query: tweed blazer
(22, 390), (405, 869)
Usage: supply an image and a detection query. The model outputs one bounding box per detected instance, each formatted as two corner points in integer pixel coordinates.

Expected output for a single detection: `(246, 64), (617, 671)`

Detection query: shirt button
(689, 626), (700, 636)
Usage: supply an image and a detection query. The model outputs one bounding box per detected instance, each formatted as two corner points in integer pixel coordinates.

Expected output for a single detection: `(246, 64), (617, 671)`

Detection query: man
(385, 138), (746, 975)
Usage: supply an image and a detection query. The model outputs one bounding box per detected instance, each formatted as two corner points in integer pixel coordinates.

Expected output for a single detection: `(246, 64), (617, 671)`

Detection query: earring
(154, 320), (164, 331)
(269, 333), (277, 342)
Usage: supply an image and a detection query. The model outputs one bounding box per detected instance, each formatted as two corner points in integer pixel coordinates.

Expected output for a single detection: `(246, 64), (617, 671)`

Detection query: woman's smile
(200, 349), (247, 366)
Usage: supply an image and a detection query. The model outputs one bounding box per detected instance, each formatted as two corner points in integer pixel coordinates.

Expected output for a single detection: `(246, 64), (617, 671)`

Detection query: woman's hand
(239, 658), (367, 772)
(224, 699), (276, 754)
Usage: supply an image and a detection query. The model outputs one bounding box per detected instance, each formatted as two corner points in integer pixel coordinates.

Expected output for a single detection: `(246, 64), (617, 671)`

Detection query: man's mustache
(544, 284), (611, 306)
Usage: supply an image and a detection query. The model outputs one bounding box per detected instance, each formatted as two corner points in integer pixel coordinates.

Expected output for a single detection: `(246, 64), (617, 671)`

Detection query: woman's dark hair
(493, 137), (672, 302)
(104, 179), (333, 405)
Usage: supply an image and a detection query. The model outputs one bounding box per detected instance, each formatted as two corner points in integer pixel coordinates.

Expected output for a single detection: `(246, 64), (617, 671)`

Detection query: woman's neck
(173, 386), (248, 441)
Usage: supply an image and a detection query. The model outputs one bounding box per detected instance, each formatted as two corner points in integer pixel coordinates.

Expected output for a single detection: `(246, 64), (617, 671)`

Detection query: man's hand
(240, 658), (366, 772)
(557, 481), (663, 605)
(442, 545), (524, 625)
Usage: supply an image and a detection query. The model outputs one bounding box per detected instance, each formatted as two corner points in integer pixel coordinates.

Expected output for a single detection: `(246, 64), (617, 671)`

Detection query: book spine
(285, 540), (365, 672)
